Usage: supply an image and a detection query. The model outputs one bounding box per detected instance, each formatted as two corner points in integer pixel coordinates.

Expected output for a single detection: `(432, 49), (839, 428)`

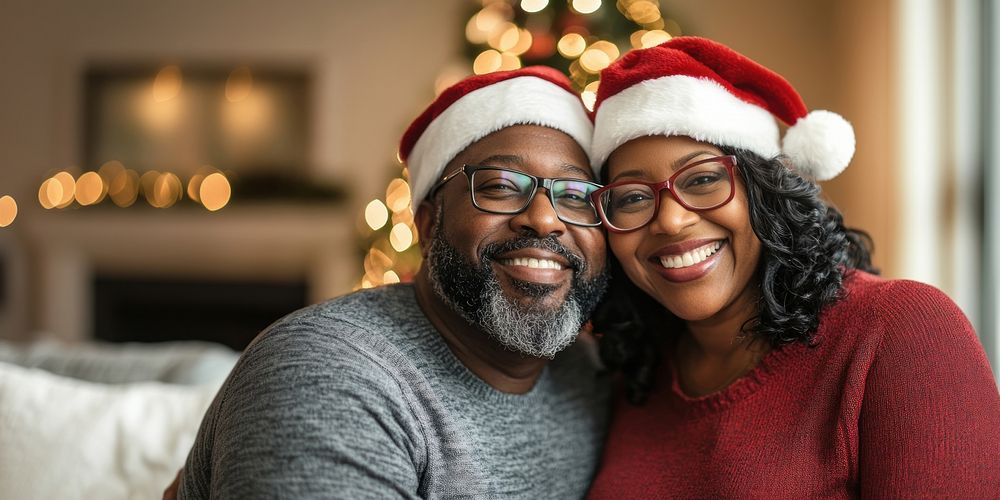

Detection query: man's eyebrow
(473, 154), (523, 166)
(558, 164), (594, 179)
(471, 157), (593, 179)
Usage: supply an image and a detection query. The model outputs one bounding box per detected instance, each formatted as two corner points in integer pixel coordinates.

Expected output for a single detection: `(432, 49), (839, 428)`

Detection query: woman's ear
(414, 200), (437, 259)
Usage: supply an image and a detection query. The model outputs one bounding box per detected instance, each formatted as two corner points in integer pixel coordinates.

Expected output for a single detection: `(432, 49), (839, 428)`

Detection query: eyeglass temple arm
(428, 166), (467, 198)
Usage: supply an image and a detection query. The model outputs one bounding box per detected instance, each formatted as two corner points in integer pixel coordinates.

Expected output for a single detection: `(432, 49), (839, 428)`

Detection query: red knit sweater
(588, 271), (1000, 498)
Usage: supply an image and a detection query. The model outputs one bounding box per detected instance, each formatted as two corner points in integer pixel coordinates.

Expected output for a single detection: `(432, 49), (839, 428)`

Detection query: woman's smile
(648, 239), (726, 283)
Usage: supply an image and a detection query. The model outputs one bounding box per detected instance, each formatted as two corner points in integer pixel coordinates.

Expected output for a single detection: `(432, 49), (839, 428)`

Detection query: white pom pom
(781, 110), (855, 181)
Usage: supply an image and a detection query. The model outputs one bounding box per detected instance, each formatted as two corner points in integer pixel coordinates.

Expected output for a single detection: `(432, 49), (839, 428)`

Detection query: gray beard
(424, 208), (607, 359)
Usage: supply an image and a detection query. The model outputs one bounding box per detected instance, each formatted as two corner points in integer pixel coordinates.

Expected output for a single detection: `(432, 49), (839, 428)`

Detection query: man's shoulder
(232, 284), (436, 394)
(280, 283), (421, 335)
(179, 286), (439, 500)
(250, 284), (427, 354)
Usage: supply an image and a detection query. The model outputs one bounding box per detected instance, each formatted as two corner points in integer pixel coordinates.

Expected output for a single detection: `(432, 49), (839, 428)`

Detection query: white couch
(0, 340), (238, 499)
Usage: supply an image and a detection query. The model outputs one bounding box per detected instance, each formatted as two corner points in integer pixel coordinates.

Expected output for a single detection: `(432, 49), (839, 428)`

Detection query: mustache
(481, 235), (587, 274)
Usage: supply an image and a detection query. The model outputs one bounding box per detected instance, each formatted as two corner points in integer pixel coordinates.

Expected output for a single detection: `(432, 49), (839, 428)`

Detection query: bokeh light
(74, 171), (106, 206)
(153, 65), (182, 102)
(365, 199), (389, 230)
(389, 223), (414, 252)
(557, 33), (587, 58)
(0, 196), (17, 227)
(572, 0), (602, 15)
(38, 178), (62, 209)
(466, 6), (506, 45)
(579, 48), (612, 73)
(630, 30), (648, 49)
(225, 66), (253, 102)
(53, 171), (76, 208)
(187, 174), (205, 203)
(109, 170), (140, 207)
(473, 50), (504, 74)
(140, 171), (161, 206)
(491, 23), (520, 52)
(499, 52), (522, 71)
(590, 40), (620, 61)
(152, 172), (183, 208)
(627, 0), (661, 24)
(98, 160), (125, 185)
(521, 0), (548, 13)
(364, 247), (393, 278)
(640, 29), (671, 48)
(199, 172), (231, 211)
(582, 80), (600, 111)
(509, 29), (534, 56)
(385, 179), (411, 214)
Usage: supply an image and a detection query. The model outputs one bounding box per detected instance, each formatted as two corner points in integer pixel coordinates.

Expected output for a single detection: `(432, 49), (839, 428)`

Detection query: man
(175, 66), (610, 499)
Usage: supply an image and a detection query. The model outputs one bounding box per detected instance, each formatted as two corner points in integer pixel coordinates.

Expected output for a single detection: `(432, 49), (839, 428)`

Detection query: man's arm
(178, 321), (426, 499)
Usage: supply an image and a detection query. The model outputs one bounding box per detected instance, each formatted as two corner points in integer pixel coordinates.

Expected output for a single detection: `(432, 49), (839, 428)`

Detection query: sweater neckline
(662, 339), (805, 415)
(402, 285), (555, 406)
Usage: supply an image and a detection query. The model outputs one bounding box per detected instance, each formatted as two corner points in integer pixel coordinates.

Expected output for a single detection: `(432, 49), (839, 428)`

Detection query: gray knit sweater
(178, 284), (610, 499)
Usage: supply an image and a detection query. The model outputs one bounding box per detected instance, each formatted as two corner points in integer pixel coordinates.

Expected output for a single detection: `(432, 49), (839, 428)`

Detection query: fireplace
(94, 276), (307, 350)
(24, 206), (355, 343)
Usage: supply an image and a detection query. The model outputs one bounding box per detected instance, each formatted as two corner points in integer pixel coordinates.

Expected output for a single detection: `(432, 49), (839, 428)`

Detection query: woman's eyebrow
(609, 150), (721, 182)
(671, 150), (719, 169)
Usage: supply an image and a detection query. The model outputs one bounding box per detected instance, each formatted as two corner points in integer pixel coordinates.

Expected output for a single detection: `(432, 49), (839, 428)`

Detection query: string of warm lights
(0, 195), (16, 227)
(358, 0), (679, 287)
(37, 161), (232, 211)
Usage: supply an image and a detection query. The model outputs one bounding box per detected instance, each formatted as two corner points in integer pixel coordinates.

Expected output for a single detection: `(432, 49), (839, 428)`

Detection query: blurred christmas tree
(459, 0), (679, 107)
(357, 0), (680, 289)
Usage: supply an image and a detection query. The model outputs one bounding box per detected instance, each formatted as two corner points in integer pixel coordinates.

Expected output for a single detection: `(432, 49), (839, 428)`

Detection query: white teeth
(501, 257), (565, 270)
(658, 241), (722, 269)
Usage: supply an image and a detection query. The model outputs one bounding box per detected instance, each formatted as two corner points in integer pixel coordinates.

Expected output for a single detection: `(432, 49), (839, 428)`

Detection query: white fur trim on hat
(591, 75), (781, 170)
(408, 76), (593, 208)
(781, 110), (855, 181)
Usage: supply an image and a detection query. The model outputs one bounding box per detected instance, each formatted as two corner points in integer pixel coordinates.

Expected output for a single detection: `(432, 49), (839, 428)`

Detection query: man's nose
(509, 190), (567, 237)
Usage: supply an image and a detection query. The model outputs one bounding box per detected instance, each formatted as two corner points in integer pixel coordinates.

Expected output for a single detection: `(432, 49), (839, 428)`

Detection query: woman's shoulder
(839, 270), (961, 314)
(830, 270), (977, 352)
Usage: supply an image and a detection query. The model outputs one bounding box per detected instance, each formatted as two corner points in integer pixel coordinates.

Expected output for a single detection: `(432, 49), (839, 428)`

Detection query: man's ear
(414, 200), (437, 259)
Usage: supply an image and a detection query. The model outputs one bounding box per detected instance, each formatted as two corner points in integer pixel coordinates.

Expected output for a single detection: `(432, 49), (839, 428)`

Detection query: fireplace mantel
(22, 204), (357, 341)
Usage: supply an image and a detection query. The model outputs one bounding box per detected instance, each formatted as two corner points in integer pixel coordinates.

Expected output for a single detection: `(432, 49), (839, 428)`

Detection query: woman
(585, 37), (1000, 498)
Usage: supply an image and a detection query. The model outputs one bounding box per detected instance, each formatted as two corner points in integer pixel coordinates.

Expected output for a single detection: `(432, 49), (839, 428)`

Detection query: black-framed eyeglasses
(428, 164), (602, 227)
(590, 155), (739, 233)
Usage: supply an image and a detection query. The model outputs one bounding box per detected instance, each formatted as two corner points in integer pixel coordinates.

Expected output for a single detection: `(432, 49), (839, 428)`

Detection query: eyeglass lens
(598, 159), (734, 231)
(470, 168), (601, 225)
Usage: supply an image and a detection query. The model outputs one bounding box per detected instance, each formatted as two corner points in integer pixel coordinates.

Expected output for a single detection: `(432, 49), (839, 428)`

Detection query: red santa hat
(591, 36), (854, 181)
(400, 66), (594, 208)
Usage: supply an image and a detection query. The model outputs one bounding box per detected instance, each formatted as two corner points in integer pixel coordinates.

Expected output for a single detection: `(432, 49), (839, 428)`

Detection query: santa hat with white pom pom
(590, 36), (854, 181)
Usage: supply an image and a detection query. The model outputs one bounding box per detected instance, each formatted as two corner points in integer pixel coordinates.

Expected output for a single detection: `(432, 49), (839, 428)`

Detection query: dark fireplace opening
(94, 276), (308, 351)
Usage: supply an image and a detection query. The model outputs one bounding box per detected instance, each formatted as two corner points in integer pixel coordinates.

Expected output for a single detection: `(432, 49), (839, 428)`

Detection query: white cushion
(0, 340), (238, 385)
(0, 362), (220, 499)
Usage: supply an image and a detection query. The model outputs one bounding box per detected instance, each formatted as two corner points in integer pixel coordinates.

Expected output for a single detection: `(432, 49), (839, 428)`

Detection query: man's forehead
(446, 125), (593, 180)
(470, 154), (593, 179)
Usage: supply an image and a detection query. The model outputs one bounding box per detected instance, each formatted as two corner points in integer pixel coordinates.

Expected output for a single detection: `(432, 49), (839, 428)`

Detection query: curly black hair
(593, 146), (878, 404)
